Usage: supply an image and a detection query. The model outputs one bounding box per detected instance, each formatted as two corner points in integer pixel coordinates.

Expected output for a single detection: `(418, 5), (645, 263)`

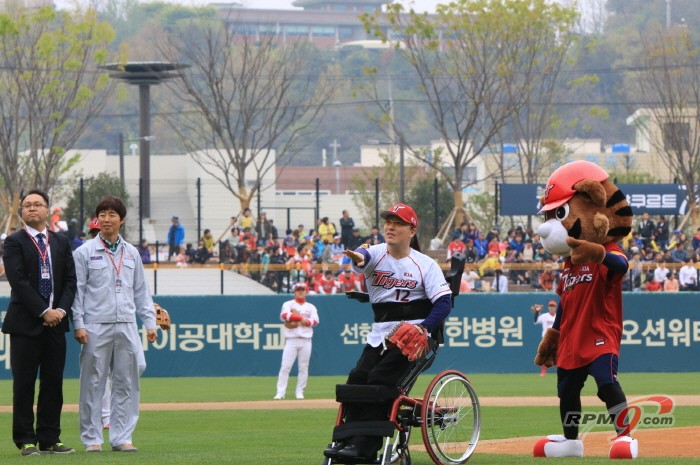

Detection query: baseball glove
(155, 303), (171, 330)
(284, 321), (300, 329)
(534, 328), (559, 368)
(386, 322), (429, 362)
(530, 304), (543, 314)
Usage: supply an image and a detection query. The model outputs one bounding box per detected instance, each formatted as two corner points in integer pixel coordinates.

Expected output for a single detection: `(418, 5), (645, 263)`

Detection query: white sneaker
(273, 394), (284, 400)
(295, 393), (304, 399)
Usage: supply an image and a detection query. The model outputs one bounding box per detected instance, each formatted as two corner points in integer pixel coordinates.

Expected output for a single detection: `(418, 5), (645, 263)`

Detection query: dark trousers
(10, 331), (67, 449)
(344, 344), (413, 456)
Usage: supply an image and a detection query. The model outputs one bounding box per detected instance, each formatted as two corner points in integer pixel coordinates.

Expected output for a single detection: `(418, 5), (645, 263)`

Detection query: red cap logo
(380, 203), (418, 228)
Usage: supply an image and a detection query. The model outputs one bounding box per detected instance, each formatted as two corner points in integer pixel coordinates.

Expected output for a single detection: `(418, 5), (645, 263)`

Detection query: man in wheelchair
(324, 203), (461, 462)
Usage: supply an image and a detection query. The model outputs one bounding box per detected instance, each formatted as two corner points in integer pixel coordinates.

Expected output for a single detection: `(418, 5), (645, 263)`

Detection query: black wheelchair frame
(323, 253), (481, 465)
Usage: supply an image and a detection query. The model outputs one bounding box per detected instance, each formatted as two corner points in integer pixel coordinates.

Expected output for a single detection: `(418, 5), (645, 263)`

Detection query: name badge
(41, 265), (50, 280)
(116, 278), (122, 293)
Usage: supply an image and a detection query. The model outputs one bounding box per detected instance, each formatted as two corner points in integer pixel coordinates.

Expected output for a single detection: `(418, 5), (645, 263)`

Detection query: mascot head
(537, 160), (633, 257)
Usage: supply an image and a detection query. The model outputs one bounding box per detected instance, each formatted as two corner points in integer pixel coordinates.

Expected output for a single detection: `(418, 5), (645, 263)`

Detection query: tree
(630, 24), (700, 231)
(152, 12), (337, 211)
(361, 0), (578, 230)
(0, 7), (118, 232)
(63, 172), (131, 234)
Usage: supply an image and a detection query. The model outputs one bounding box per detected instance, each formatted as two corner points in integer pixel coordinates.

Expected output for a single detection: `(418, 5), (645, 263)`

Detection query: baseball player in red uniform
(274, 282), (319, 400)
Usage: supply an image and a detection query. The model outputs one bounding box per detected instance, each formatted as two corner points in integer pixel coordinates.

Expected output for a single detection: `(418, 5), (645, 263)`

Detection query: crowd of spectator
(5, 208), (698, 295)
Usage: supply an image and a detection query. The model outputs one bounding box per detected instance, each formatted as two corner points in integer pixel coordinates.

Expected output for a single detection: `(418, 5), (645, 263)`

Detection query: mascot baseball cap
(539, 160), (609, 213)
(380, 203), (418, 228)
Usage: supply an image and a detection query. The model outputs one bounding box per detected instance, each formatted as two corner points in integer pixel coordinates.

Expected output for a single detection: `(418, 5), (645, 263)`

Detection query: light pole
(118, 133), (155, 187)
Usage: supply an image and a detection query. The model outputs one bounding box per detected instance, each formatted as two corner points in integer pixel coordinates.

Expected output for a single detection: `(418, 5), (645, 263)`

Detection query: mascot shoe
(533, 435), (584, 457)
(609, 436), (638, 459)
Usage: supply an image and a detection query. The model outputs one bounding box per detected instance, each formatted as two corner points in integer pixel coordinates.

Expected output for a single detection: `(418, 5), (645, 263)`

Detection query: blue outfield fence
(1, 293), (699, 379)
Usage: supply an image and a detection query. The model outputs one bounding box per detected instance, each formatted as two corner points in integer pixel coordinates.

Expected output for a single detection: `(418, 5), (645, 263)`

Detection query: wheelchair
(323, 254), (481, 465)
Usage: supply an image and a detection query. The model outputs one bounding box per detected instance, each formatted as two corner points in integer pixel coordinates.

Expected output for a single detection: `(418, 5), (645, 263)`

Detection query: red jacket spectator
(336, 270), (358, 292)
(318, 272), (337, 294)
(447, 238), (466, 259)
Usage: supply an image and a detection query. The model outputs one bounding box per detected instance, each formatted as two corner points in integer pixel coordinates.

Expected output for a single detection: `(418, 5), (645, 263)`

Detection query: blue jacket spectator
(166, 216), (185, 261)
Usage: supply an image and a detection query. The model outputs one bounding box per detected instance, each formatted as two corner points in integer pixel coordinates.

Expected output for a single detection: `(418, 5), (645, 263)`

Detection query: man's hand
(74, 328), (88, 345)
(42, 309), (63, 327)
(147, 328), (158, 343)
(343, 249), (365, 266)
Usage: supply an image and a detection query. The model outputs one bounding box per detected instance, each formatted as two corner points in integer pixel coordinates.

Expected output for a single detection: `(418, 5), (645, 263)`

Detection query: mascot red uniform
(533, 161), (638, 459)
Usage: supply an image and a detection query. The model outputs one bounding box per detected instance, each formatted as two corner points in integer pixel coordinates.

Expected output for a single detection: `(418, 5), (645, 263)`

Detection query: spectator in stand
(655, 216), (670, 251)
(491, 269), (508, 293)
(461, 268), (481, 292)
(446, 236), (465, 260)
(283, 230), (299, 257)
(692, 227), (700, 252)
(241, 227), (256, 251)
(679, 258), (698, 291)
(452, 222), (469, 242)
(466, 222), (480, 243)
(366, 225), (385, 245)
(330, 235), (345, 263)
(269, 219), (279, 245)
(137, 239), (151, 264)
(463, 238), (478, 264)
(624, 251), (643, 292)
(336, 269), (358, 292)
(474, 231), (488, 259)
(538, 264), (556, 292)
(317, 270), (338, 294)
(194, 240), (209, 264)
(522, 240), (534, 262)
(184, 243), (197, 264)
(509, 233), (525, 253)
(653, 256), (669, 286)
(347, 228), (364, 250)
(201, 229), (215, 255)
(72, 232), (86, 251)
(175, 245), (188, 268)
(637, 212), (655, 248)
(49, 206), (63, 233)
(318, 217), (336, 243)
(296, 224), (305, 239)
(219, 240), (234, 264)
(237, 208), (255, 231)
(255, 212), (271, 246)
(663, 271), (679, 292)
(485, 225), (500, 243)
(320, 239), (334, 270)
(670, 241), (689, 263)
(339, 210), (355, 248)
(166, 216), (185, 261)
(644, 273), (662, 292)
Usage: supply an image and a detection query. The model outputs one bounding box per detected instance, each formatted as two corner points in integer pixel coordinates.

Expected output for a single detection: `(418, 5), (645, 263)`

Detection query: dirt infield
(3, 396), (698, 457)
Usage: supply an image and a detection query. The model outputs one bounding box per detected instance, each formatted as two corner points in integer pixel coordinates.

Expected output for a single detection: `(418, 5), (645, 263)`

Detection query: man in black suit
(1, 189), (77, 456)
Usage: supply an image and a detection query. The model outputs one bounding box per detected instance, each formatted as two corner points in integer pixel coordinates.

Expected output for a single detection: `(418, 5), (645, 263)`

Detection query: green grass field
(0, 372), (698, 464)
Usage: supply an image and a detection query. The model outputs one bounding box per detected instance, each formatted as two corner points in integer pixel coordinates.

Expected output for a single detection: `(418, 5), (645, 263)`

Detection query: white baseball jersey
(280, 299), (319, 339)
(353, 243), (451, 347)
(535, 312), (556, 337)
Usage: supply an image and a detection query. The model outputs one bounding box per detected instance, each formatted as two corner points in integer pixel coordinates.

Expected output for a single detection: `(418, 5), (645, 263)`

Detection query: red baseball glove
(387, 322), (429, 362)
(155, 303), (171, 330)
(535, 328), (559, 368)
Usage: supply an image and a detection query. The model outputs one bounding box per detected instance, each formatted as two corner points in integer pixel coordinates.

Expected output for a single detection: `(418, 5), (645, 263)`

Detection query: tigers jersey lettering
(556, 242), (625, 369)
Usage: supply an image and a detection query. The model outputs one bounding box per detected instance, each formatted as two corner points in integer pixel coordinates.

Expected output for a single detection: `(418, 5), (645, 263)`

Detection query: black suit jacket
(2, 229), (77, 336)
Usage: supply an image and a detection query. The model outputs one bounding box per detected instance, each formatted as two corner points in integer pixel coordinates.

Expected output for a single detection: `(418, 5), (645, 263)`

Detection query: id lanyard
(24, 229), (51, 280)
(101, 237), (125, 293)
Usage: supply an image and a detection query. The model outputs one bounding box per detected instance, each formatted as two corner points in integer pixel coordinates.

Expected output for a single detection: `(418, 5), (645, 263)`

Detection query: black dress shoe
(336, 444), (375, 460)
(323, 442), (345, 458)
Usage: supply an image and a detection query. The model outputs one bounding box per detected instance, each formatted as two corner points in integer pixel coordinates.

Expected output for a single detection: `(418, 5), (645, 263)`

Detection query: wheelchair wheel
(420, 370), (480, 465)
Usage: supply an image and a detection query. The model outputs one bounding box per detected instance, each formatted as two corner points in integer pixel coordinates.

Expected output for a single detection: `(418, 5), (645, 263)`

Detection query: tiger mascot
(532, 160), (639, 459)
